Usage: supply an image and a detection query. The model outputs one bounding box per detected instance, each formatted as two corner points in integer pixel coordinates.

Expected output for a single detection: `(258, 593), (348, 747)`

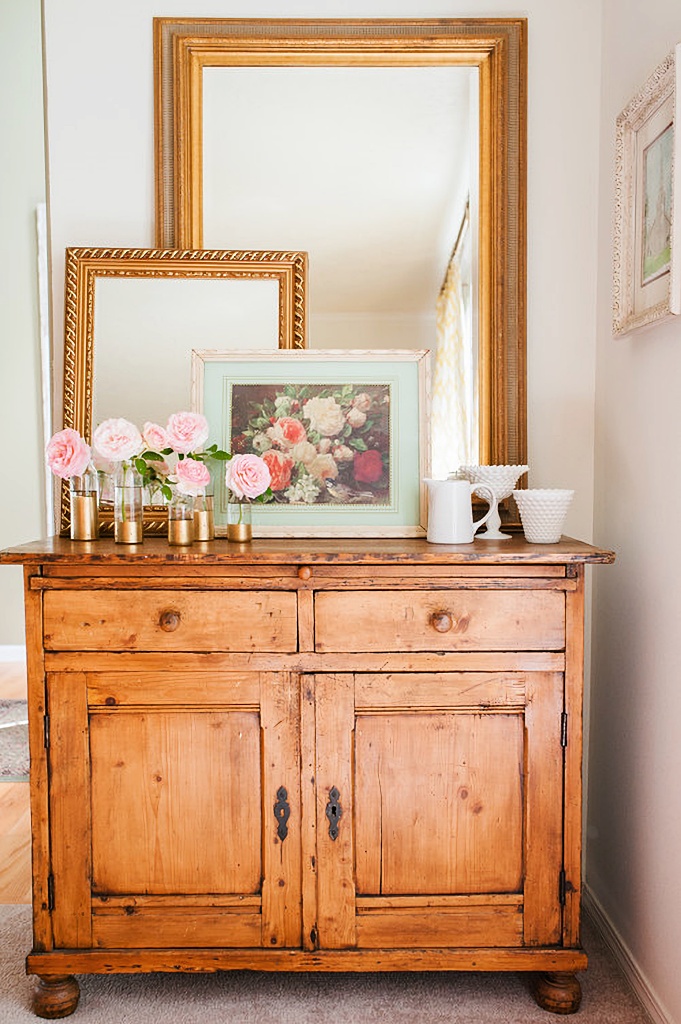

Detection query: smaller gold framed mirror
(60, 246), (308, 534)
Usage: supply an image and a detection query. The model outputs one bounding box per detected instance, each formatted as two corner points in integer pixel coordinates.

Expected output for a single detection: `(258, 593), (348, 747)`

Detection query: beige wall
(0, 0), (47, 645)
(42, 0), (601, 552)
(590, 2), (681, 1021)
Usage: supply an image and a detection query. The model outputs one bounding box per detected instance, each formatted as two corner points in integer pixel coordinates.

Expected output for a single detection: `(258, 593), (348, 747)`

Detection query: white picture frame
(191, 349), (431, 538)
(613, 45), (681, 336)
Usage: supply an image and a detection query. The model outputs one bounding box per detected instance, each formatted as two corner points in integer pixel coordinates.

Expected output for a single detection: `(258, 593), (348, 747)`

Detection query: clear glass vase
(227, 500), (252, 542)
(69, 466), (99, 541)
(168, 493), (195, 545)
(193, 492), (215, 542)
(114, 463), (144, 544)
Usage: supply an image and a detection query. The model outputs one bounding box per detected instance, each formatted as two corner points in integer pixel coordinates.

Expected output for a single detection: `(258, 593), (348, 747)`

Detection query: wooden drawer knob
(159, 609), (182, 632)
(297, 566), (312, 581)
(430, 611), (454, 633)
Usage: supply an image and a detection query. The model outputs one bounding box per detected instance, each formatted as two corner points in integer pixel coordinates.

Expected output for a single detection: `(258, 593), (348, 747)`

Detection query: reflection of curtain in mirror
(431, 209), (475, 478)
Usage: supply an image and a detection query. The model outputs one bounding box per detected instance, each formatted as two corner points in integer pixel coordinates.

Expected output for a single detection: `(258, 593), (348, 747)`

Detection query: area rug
(0, 700), (29, 780)
(0, 906), (653, 1023)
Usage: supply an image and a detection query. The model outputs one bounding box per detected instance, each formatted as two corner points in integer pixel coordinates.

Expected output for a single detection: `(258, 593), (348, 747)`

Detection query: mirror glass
(155, 18), (527, 482)
(202, 67), (476, 356)
(93, 276), (280, 427)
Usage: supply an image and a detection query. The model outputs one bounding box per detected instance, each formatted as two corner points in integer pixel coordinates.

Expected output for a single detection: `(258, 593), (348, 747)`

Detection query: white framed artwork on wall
(613, 44), (681, 336)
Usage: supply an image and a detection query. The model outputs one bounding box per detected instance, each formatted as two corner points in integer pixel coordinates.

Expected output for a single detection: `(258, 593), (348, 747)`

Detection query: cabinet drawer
(314, 589), (565, 652)
(43, 590), (298, 652)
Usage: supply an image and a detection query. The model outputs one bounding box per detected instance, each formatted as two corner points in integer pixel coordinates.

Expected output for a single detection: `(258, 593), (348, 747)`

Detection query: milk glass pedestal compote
(457, 464), (529, 539)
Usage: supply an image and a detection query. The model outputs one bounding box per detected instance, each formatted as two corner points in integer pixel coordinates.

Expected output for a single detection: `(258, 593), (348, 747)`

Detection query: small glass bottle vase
(168, 494), (194, 546)
(227, 500), (252, 542)
(193, 492), (215, 542)
(114, 463), (144, 544)
(69, 467), (99, 541)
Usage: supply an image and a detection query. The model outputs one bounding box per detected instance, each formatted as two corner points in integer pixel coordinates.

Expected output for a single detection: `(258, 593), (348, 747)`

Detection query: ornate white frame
(613, 45), (681, 336)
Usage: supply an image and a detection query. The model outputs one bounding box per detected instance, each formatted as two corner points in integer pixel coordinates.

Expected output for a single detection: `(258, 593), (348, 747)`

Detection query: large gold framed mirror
(60, 246), (308, 534)
(154, 18), (527, 476)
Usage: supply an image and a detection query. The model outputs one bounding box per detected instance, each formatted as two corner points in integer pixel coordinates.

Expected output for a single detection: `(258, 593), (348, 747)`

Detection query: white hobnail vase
(512, 488), (574, 544)
(457, 464), (529, 539)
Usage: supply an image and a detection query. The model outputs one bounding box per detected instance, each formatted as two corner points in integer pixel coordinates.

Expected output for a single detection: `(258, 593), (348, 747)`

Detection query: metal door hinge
(559, 869), (566, 906)
(43, 713), (50, 749)
(560, 712), (568, 748)
(47, 874), (55, 912)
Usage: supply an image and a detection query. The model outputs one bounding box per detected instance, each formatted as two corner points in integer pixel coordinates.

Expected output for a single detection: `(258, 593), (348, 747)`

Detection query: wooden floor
(0, 660), (31, 904)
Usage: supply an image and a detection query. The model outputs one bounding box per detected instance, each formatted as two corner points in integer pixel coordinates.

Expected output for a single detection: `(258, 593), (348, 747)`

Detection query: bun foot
(31, 975), (80, 1019)
(531, 971), (582, 1014)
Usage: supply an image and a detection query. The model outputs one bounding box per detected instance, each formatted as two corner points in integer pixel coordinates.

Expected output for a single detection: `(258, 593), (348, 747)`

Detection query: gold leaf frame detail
(153, 17), (527, 474)
(61, 246), (308, 535)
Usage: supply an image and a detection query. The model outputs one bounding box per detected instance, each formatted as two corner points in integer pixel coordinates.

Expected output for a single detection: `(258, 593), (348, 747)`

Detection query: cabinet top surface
(0, 535), (614, 566)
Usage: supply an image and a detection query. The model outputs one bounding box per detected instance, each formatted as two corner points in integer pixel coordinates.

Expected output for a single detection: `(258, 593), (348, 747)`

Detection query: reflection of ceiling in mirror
(93, 277), (279, 428)
(202, 67), (473, 322)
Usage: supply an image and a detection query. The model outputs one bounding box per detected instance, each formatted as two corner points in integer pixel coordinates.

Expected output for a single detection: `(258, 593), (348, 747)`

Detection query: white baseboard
(0, 645), (26, 663)
(583, 884), (674, 1024)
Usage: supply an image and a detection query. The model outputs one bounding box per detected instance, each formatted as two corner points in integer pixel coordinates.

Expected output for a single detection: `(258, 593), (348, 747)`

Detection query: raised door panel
(48, 670), (301, 951)
(314, 672), (564, 951)
(89, 709), (261, 894)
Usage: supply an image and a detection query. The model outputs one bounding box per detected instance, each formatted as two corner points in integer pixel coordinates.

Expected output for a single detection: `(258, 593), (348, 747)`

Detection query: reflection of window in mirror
(431, 204), (477, 478)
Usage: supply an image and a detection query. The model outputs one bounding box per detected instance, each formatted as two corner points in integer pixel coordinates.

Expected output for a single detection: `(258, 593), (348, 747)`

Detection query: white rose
(303, 396), (345, 437)
(332, 444), (354, 462)
(252, 432), (272, 453)
(346, 407), (367, 428)
(290, 440), (318, 465)
(308, 453), (339, 482)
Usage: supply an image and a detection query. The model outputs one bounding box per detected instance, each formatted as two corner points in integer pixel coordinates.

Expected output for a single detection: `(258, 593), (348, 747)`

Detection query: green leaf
(140, 450), (164, 461)
(161, 484), (173, 502)
(349, 437), (368, 452)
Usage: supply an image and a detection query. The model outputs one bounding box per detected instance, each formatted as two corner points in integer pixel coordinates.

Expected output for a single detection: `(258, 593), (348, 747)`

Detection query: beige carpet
(0, 906), (652, 1023)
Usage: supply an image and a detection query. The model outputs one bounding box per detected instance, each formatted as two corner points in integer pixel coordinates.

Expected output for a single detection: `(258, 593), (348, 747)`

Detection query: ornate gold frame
(154, 18), (527, 471)
(61, 246), (308, 535)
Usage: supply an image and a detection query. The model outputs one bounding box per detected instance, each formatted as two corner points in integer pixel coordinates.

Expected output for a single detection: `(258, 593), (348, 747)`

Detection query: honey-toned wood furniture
(0, 536), (614, 1018)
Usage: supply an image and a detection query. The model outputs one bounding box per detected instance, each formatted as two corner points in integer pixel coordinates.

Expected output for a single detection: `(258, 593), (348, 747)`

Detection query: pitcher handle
(470, 484), (497, 534)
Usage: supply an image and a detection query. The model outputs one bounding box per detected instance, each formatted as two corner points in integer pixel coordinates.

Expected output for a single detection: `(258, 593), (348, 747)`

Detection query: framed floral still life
(191, 350), (431, 537)
(613, 44), (681, 336)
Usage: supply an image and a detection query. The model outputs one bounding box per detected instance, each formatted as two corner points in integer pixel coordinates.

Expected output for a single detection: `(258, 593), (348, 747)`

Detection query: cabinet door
(314, 672), (564, 950)
(47, 670), (301, 950)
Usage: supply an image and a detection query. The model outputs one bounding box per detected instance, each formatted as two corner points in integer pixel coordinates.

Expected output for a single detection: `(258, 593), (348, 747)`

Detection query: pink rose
(175, 457), (211, 497)
(352, 393), (373, 413)
(267, 416), (307, 449)
(262, 449), (294, 491)
(165, 412), (210, 454)
(93, 418), (143, 462)
(142, 421), (169, 452)
(354, 449), (384, 484)
(225, 453), (271, 500)
(46, 428), (91, 479)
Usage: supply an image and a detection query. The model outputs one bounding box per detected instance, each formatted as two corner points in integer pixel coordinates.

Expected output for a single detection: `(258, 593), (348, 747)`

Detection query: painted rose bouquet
(231, 383), (389, 505)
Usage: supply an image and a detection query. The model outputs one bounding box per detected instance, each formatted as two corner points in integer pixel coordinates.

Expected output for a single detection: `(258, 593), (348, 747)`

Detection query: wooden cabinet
(0, 537), (614, 1018)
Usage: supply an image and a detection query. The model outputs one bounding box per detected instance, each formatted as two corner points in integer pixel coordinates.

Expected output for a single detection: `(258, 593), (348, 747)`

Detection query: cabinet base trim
(28, 947), (588, 976)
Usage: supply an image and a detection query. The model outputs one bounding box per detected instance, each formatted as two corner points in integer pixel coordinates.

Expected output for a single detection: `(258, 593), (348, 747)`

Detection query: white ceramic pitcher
(424, 479), (497, 544)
